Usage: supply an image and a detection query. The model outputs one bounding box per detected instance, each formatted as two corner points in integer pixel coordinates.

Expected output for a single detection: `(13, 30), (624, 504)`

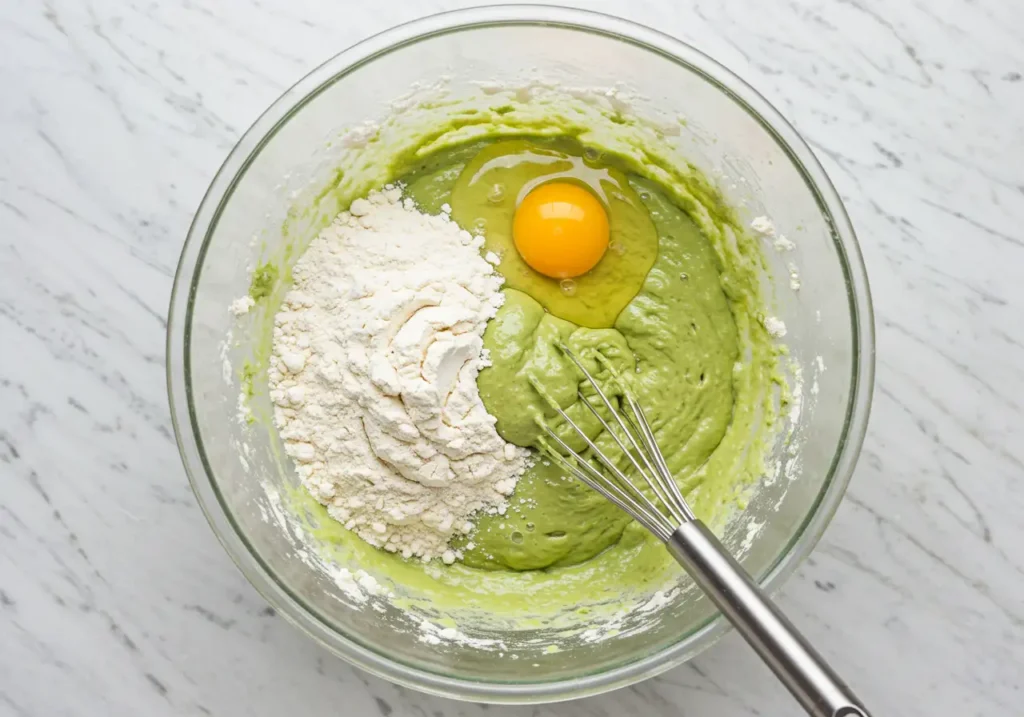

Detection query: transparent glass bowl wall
(167, 6), (873, 703)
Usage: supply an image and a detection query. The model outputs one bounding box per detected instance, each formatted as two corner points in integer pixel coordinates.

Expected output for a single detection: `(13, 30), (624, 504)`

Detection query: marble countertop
(2, 0), (1022, 714)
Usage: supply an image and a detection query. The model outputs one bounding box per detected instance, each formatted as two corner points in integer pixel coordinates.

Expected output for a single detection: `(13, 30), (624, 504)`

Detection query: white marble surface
(2, 0), (1022, 714)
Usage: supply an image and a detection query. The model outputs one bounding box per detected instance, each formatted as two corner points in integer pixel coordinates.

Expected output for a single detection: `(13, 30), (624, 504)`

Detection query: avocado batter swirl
(400, 137), (775, 572)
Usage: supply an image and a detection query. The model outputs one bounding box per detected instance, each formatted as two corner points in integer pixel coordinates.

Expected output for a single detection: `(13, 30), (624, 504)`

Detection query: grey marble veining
(1, 0), (1022, 715)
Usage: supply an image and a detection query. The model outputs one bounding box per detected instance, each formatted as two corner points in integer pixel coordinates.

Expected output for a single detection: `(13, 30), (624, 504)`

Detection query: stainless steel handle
(667, 521), (871, 717)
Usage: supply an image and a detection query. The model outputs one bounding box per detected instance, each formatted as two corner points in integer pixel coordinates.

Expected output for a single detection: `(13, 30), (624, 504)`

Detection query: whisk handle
(667, 521), (871, 717)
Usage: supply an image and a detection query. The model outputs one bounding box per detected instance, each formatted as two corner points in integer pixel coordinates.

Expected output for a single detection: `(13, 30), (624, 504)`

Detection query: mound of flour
(268, 186), (527, 562)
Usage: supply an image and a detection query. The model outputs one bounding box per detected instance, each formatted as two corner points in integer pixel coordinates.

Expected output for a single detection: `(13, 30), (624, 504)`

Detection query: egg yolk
(512, 182), (610, 279)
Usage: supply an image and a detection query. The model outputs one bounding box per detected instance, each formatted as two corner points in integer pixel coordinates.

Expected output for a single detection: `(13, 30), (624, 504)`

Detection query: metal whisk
(544, 345), (871, 717)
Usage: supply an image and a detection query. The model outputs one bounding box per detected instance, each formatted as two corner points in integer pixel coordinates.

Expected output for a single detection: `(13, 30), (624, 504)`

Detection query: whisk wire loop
(627, 394), (696, 522)
(544, 344), (694, 534)
(544, 406), (676, 540)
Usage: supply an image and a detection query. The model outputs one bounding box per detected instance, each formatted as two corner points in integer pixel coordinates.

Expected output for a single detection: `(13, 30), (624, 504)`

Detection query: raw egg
(447, 139), (658, 328)
(512, 182), (609, 279)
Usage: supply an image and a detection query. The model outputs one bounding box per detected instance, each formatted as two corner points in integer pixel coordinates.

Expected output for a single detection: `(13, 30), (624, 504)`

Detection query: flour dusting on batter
(268, 186), (527, 562)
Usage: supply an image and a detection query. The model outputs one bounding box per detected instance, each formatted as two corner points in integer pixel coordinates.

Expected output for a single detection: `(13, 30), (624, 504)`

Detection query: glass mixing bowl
(167, 5), (874, 704)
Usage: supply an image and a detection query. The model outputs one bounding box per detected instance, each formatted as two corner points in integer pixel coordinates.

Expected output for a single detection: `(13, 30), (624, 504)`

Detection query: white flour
(268, 186), (527, 562)
(788, 262), (801, 292)
(750, 215), (796, 252)
(749, 217), (794, 337)
(763, 316), (788, 338)
(229, 295), (255, 316)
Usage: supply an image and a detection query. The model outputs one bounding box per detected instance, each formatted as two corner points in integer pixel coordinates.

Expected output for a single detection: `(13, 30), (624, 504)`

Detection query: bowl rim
(166, 3), (875, 704)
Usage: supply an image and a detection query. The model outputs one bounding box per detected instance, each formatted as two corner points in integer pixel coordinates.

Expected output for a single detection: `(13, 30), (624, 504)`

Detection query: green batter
(242, 103), (782, 634)
(398, 137), (772, 573)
